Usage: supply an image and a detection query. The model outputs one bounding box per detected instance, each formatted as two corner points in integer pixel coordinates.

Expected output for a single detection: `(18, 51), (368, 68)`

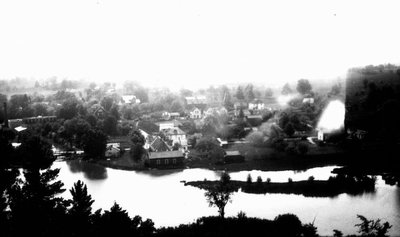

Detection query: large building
(148, 150), (184, 168)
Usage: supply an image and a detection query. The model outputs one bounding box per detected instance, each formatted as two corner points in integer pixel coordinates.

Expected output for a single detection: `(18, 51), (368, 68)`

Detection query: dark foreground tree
(355, 215), (392, 237)
(8, 137), (68, 237)
(69, 180), (95, 235)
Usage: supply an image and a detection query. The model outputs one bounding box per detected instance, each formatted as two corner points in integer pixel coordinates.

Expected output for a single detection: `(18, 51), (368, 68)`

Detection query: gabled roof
(250, 99), (264, 104)
(162, 127), (186, 136)
(14, 126), (27, 132)
(149, 150), (184, 159)
(150, 137), (171, 152)
(135, 120), (160, 134)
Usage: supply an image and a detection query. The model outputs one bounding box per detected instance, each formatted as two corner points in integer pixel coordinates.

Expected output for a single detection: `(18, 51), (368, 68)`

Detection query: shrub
(246, 174), (252, 184)
(256, 176), (263, 184)
(333, 229), (343, 237)
(355, 215), (392, 237)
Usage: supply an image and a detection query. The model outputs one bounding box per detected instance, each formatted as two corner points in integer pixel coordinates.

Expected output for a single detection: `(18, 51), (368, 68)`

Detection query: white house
(162, 127), (188, 147)
(248, 99), (265, 110)
(161, 111), (171, 120)
(302, 97), (314, 104)
(121, 95), (141, 104)
(317, 129), (325, 141)
(190, 107), (203, 119)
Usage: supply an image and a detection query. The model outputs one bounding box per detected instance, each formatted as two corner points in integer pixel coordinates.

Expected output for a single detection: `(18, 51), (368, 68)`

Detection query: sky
(0, 0), (399, 90)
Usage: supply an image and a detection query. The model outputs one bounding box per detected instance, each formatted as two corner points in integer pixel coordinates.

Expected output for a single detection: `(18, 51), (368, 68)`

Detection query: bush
(274, 214), (303, 237)
(256, 176), (263, 185)
(333, 229), (343, 237)
(308, 176), (315, 182)
(266, 178), (271, 184)
(247, 174), (252, 184)
(355, 215), (392, 237)
(302, 223), (319, 237)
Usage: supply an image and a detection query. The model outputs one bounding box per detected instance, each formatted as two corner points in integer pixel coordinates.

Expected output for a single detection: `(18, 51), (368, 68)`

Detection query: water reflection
(137, 168), (184, 177)
(66, 160), (107, 180)
(52, 162), (399, 236)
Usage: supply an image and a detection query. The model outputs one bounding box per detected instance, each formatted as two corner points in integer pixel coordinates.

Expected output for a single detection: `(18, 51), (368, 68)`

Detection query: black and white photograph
(1, 0), (399, 236)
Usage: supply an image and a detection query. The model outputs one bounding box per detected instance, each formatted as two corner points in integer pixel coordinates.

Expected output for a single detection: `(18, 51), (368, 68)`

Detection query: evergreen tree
(69, 180), (95, 236)
(236, 86), (245, 100)
(245, 84), (255, 102)
(8, 136), (68, 236)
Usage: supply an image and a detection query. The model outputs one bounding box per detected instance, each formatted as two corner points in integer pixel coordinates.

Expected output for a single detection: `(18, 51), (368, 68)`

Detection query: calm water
(53, 161), (400, 236)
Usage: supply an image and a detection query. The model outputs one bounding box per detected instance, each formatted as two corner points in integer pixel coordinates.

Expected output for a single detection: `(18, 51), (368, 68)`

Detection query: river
(53, 161), (400, 236)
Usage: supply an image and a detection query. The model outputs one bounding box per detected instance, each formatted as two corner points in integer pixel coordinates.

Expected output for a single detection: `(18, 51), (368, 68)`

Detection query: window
(156, 159), (161, 165)
(173, 159), (177, 164)
(165, 159), (169, 165)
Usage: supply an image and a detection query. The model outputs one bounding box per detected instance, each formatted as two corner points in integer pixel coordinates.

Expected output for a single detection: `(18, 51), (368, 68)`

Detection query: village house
(120, 95), (141, 105)
(135, 120), (160, 149)
(148, 150), (184, 168)
(157, 120), (183, 131)
(190, 107), (203, 119)
(105, 143), (121, 158)
(248, 99), (265, 111)
(161, 127), (188, 147)
(224, 150), (244, 163)
(89, 104), (106, 118)
(149, 136), (171, 152)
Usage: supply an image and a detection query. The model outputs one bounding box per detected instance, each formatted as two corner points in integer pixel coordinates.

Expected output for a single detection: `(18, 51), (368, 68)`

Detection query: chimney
(3, 102), (8, 128)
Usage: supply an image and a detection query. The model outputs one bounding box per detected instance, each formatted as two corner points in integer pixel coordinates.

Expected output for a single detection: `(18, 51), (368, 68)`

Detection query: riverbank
(94, 143), (349, 172)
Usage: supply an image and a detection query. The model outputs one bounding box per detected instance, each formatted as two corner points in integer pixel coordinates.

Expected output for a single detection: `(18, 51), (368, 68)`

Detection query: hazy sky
(1, 0), (399, 89)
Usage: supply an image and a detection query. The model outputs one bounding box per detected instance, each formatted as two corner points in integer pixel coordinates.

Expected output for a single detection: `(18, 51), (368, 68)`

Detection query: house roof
(250, 99), (264, 104)
(157, 120), (183, 127)
(149, 150), (184, 159)
(150, 137), (171, 152)
(162, 127), (186, 136)
(14, 126), (27, 132)
(135, 120), (160, 134)
(225, 150), (242, 156)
